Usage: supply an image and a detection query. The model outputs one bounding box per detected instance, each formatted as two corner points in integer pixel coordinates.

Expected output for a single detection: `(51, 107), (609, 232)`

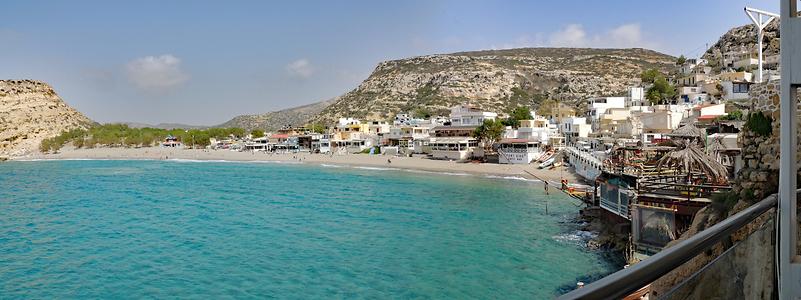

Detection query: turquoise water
(0, 160), (615, 299)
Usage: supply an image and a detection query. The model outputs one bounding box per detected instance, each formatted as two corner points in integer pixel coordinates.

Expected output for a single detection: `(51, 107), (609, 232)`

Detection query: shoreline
(14, 147), (585, 185)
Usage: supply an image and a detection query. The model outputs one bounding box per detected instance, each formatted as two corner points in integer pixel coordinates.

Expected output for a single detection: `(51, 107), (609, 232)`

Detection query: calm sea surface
(0, 159), (615, 299)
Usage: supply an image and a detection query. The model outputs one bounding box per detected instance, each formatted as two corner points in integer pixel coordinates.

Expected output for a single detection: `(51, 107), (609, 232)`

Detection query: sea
(0, 159), (617, 299)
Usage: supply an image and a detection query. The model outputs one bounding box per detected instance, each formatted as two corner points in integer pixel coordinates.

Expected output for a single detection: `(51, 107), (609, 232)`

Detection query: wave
(15, 158), (117, 162)
(166, 158), (302, 164)
(483, 175), (537, 182)
(319, 164), (344, 168)
(400, 169), (471, 176)
(552, 230), (598, 246)
(352, 166), (397, 171)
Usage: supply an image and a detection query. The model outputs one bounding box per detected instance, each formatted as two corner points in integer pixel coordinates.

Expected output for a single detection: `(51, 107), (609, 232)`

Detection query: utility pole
(779, 0), (801, 298)
(745, 7), (779, 83)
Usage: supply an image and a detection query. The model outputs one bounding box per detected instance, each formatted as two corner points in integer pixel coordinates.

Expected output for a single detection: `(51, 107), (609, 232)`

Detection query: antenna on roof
(744, 6), (779, 82)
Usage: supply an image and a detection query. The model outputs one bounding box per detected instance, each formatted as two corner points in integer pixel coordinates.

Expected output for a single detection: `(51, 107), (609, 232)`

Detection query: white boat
(537, 149), (555, 162)
(538, 156), (557, 169)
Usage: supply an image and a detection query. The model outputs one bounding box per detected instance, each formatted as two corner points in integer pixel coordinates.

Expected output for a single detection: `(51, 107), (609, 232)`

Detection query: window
(733, 83), (750, 93)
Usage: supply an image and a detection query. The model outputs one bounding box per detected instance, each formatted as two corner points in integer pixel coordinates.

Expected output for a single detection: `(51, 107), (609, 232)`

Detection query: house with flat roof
(449, 104), (497, 126)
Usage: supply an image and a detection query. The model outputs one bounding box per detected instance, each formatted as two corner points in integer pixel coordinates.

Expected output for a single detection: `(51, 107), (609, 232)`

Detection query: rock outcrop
(703, 19), (780, 72)
(0, 80), (94, 157)
(310, 48), (675, 124)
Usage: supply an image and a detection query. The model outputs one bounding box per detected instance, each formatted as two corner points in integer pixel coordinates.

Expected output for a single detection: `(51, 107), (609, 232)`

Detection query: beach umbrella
(656, 140), (729, 183)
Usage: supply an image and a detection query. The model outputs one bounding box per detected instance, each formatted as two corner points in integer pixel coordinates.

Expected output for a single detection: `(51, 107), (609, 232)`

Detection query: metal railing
(557, 193), (778, 300)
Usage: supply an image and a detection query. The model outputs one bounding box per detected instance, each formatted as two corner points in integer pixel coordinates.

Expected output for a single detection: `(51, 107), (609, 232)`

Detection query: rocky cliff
(703, 19), (780, 71)
(220, 47), (675, 129)
(0, 80), (94, 157)
(310, 48), (675, 123)
(216, 98), (336, 131)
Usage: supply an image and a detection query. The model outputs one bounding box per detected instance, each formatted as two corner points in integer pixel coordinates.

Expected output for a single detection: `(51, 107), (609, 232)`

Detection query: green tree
(646, 75), (676, 105)
(412, 108), (432, 119)
(39, 138), (52, 153)
(250, 129), (265, 138)
(640, 69), (661, 84)
(503, 106), (532, 128)
(473, 119), (505, 151)
(308, 123), (326, 134)
(676, 55), (687, 65)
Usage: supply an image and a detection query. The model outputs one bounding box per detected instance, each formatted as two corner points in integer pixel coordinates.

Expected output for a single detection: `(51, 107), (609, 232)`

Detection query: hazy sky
(0, 0), (781, 125)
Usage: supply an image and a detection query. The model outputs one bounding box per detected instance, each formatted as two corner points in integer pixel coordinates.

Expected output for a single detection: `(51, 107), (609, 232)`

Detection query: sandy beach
(17, 147), (585, 185)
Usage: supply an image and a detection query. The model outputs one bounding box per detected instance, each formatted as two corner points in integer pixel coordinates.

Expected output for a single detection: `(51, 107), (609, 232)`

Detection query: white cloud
(501, 23), (659, 51)
(286, 59), (314, 79)
(549, 24), (588, 47)
(604, 24), (648, 48)
(125, 54), (189, 92)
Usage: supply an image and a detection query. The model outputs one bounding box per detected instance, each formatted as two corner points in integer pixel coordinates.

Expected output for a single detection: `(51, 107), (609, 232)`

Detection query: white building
(628, 87), (646, 107)
(449, 104), (497, 126)
(587, 97), (627, 121)
(337, 118), (361, 126)
(560, 117), (592, 145)
(721, 81), (752, 101)
(429, 137), (479, 161)
(678, 86), (709, 105)
(497, 139), (544, 164)
(692, 103), (727, 121)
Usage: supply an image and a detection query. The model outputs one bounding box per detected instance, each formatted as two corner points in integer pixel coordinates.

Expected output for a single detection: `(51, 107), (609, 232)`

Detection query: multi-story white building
(628, 87), (646, 107)
(560, 117), (592, 145)
(449, 104), (497, 126)
(587, 97), (626, 122)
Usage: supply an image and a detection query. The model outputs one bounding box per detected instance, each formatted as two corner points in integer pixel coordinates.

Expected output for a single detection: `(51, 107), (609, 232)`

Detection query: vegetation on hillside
(39, 124), (246, 153)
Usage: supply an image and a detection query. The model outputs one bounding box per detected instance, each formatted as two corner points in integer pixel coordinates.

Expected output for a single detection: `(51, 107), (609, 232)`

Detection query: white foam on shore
(167, 158), (302, 164)
(319, 164), (344, 168)
(484, 175), (538, 182)
(401, 169), (471, 176)
(15, 158), (116, 162)
(552, 230), (598, 246)
(352, 166), (397, 171)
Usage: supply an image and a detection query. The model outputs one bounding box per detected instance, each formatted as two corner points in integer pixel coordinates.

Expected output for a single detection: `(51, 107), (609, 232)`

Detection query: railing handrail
(557, 193), (779, 300)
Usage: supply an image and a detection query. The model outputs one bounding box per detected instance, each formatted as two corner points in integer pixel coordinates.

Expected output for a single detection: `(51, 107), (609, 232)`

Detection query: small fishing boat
(538, 156), (556, 169)
(537, 149), (555, 162)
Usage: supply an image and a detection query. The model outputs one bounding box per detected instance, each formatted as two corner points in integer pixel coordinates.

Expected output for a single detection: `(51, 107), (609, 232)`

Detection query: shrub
(744, 111), (773, 136)
(710, 191), (739, 215)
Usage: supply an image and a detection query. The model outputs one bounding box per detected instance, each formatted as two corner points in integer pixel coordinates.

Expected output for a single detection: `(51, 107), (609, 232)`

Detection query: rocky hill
(703, 19), (780, 71)
(119, 122), (206, 130)
(308, 48), (675, 123)
(216, 98), (336, 131)
(0, 80), (94, 157)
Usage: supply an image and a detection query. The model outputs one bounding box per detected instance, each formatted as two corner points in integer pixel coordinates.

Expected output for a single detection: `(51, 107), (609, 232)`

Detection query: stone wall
(651, 81), (801, 298)
(732, 80), (801, 201)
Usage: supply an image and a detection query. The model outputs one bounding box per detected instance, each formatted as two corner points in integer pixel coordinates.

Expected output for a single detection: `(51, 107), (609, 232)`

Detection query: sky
(0, 0), (782, 125)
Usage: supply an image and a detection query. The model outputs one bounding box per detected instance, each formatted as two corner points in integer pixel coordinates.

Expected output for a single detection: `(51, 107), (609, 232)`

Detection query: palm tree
(706, 136), (726, 163)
